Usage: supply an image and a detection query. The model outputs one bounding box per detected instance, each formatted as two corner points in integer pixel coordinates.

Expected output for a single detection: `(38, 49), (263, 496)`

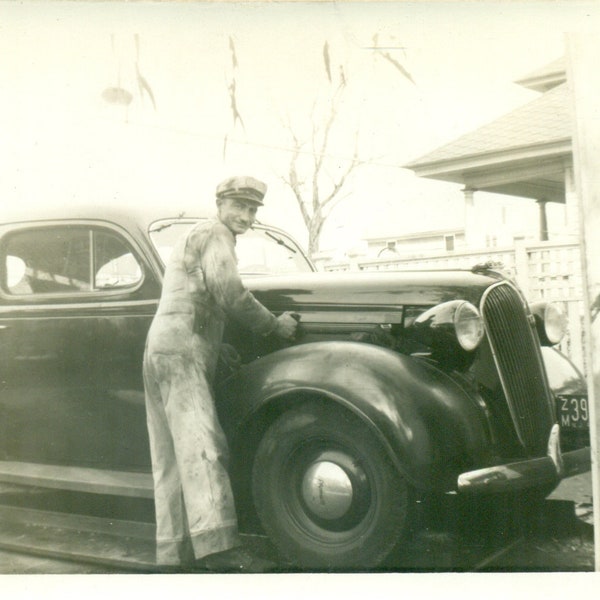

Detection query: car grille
(481, 281), (555, 455)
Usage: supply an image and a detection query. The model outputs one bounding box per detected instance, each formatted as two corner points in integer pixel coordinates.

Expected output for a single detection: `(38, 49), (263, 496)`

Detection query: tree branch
(322, 190), (352, 220)
(281, 133), (311, 228)
(321, 135), (361, 210)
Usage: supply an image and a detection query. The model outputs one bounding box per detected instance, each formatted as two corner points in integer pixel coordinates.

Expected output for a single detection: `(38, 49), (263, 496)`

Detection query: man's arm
(186, 223), (294, 337)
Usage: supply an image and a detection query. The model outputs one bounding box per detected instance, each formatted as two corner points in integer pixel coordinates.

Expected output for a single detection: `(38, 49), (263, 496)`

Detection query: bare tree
(282, 78), (361, 257)
(281, 40), (413, 258)
(219, 36), (413, 257)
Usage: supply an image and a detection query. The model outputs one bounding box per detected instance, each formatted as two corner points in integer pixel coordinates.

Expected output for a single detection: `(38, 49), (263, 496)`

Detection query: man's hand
(219, 343), (241, 371)
(275, 312), (299, 339)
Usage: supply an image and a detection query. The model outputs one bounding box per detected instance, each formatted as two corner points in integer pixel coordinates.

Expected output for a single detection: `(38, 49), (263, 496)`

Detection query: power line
(91, 112), (407, 170)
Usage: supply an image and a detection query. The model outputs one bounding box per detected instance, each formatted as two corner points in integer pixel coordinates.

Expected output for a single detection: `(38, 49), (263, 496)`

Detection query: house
(366, 228), (466, 258)
(404, 57), (577, 249)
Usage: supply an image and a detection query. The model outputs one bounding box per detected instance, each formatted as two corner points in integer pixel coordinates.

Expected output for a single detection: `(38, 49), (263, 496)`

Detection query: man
(143, 175), (298, 571)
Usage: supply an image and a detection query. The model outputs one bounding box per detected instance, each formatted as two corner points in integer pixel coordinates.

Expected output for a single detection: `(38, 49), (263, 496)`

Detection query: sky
(1, 1), (599, 253)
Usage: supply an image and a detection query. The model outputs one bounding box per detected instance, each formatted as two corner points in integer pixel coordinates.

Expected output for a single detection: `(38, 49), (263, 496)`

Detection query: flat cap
(216, 175), (267, 205)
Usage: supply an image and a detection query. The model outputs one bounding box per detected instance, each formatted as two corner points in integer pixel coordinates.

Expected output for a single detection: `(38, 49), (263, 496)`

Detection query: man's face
(217, 196), (259, 235)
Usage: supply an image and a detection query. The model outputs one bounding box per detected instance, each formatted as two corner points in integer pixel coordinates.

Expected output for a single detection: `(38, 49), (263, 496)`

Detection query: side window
(4, 228), (92, 295)
(6, 255), (29, 293)
(2, 226), (143, 296)
(444, 235), (455, 252)
(94, 230), (142, 289)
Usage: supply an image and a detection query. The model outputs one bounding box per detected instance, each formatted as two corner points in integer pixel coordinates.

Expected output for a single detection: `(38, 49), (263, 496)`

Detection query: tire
(251, 401), (409, 569)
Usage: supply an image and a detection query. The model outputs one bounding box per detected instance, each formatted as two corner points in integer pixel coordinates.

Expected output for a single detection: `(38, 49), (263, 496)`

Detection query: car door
(0, 221), (160, 473)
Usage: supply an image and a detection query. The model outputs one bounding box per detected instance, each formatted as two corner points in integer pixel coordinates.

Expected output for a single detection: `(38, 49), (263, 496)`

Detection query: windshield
(149, 219), (314, 275)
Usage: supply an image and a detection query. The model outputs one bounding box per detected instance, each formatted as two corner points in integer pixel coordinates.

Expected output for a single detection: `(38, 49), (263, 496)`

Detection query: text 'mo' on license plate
(556, 395), (589, 429)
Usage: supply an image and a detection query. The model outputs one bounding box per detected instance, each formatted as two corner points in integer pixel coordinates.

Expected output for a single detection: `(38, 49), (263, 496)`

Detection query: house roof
(514, 56), (566, 92)
(404, 82), (571, 203)
(406, 83), (569, 169)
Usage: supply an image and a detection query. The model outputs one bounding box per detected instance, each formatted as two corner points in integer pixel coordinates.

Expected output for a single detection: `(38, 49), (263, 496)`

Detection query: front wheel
(251, 401), (410, 569)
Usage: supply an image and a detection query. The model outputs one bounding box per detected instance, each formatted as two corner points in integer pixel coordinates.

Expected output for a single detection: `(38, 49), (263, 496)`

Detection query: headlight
(530, 301), (567, 346)
(454, 301), (485, 351)
(412, 300), (485, 355)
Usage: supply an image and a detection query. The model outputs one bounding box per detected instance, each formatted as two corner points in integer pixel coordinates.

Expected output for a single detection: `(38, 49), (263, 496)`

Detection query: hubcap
(301, 460), (354, 520)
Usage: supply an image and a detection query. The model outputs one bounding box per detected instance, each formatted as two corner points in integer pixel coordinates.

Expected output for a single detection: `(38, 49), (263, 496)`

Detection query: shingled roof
(405, 82), (570, 171)
(405, 54), (573, 204)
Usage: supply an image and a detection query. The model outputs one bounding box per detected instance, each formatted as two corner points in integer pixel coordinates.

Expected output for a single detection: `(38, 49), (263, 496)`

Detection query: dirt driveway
(0, 473), (594, 574)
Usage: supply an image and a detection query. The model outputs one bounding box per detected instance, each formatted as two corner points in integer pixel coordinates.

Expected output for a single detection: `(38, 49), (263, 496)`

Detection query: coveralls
(143, 218), (278, 566)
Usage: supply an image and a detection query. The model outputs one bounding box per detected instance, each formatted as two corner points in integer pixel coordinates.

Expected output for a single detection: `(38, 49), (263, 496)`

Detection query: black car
(0, 203), (591, 569)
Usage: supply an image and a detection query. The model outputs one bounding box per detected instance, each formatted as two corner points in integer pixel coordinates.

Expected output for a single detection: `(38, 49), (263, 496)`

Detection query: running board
(0, 504), (157, 572)
(0, 461), (154, 499)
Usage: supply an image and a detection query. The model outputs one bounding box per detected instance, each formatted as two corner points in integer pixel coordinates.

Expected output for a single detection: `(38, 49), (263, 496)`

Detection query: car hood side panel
(245, 271), (497, 310)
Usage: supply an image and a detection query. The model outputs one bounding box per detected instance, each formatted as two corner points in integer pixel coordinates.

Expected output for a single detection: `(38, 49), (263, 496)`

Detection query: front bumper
(457, 424), (591, 494)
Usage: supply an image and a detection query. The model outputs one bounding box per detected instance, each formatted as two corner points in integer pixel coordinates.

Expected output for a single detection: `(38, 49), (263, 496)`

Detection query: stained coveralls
(143, 218), (278, 566)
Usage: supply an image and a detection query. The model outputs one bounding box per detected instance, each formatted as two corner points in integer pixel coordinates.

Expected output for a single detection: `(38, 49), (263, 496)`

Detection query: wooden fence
(322, 241), (586, 372)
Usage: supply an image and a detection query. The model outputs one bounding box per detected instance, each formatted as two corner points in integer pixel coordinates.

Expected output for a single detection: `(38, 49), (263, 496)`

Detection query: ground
(0, 472), (594, 575)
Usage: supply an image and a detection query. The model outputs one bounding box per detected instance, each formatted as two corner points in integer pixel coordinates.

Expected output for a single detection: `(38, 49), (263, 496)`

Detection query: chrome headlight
(530, 301), (568, 346)
(412, 300), (485, 355)
(454, 301), (485, 351)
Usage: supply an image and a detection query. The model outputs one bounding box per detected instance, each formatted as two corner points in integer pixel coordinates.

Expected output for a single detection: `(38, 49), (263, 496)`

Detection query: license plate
(556, 395), (589, 430)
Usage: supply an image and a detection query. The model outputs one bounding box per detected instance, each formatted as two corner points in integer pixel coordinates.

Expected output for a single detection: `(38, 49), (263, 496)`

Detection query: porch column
(536, 199), (549, 241)
(462, 187), (481, 249)
(564, 164), (581, 240)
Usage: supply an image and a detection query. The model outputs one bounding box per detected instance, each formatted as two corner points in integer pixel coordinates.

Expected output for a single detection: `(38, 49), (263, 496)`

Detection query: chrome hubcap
(301, 460), (354, 520)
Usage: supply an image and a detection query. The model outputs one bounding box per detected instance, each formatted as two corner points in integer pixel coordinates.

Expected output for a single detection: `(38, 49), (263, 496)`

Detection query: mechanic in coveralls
(143, 176), (298, 571)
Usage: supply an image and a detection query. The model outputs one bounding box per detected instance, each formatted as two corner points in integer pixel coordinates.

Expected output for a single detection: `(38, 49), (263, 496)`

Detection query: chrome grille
(481, 282), (555, 455)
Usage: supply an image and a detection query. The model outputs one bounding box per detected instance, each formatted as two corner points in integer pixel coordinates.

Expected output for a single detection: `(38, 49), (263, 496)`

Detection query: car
(0, 203), (591, 569)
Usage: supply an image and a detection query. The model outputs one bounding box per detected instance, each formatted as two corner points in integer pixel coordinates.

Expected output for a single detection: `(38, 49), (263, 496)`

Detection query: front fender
(216, 340), (492, 492)
(541, 346), (590, 451)
(541, 346), (587, 396)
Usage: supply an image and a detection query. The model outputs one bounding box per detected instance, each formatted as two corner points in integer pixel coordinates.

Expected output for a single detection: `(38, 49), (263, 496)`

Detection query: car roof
(0, 201), (309, 262)
(1, 201), (214, 232)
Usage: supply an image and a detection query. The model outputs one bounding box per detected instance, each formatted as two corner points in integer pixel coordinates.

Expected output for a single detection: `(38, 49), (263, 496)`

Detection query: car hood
(245, 269), (502, 310)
